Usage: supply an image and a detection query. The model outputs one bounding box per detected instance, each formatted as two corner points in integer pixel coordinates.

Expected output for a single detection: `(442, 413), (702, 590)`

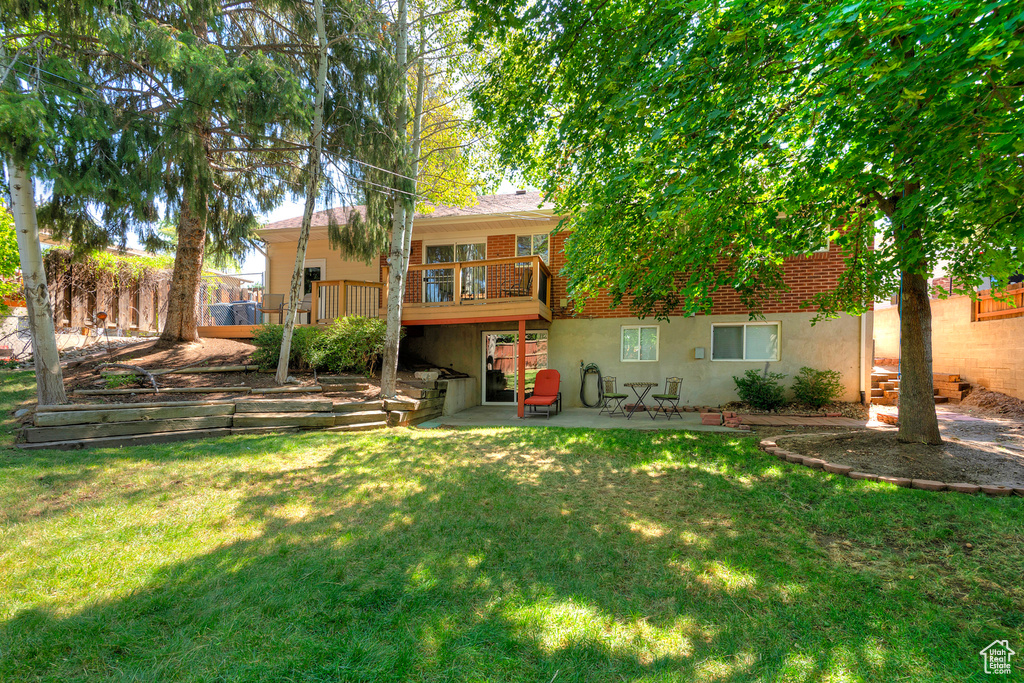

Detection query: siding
(268, 240), (380, 296)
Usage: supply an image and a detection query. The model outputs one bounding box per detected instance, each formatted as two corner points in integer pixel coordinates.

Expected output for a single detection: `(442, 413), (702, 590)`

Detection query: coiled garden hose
(580, 362), (604, 408)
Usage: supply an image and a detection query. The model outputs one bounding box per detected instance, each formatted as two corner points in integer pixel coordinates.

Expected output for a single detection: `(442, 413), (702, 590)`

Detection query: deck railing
(383, 255), (551, 309)
(974, 283), (1024, 321)
(311, 280), (384, 324)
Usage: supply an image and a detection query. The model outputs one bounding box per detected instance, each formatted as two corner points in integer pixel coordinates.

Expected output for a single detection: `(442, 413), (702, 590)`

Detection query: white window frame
(516, 232), (551, 263)
(421, 239), (487, 264)
(620, 324), (659, 362)
(711, 322), (781, 361)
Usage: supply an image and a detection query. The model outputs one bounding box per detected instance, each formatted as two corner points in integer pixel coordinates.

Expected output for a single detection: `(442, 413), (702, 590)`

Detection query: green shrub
(250, 318), (389, 376)
(250, 324), (322, 371)
(792, 367), (844, 408)
(733, 368), (788, 411)
(306, 317), (389, 376)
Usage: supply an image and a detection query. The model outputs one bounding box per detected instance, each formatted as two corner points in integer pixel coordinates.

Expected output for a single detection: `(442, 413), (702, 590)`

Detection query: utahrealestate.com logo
(980, 641), (1015, 675)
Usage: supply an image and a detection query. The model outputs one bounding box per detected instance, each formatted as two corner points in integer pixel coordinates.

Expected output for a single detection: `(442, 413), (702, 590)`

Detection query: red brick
(947, 482), (980, 494)
(848, 471), (877, 481)
(878, 476), (912, 488)
(823, 463), (853, 475)
(910, 479), (947, 491)
(980, 485), (1013, 497)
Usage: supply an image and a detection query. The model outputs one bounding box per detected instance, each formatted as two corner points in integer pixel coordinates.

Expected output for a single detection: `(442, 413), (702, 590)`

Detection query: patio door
(482, 330), (548, 404)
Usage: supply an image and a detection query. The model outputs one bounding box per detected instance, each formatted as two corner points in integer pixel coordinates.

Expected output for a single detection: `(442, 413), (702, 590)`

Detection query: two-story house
(254, 191), (873, 414)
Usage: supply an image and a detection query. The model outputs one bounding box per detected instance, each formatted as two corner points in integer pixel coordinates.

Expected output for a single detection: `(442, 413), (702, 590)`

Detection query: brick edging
(758, 436), (1023, 497)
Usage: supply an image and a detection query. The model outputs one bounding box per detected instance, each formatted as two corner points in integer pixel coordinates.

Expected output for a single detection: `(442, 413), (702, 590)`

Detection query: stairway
(870, 368), (968, 406)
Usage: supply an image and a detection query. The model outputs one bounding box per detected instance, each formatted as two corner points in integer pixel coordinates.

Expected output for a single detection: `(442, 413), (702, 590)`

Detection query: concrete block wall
(873, 296), (1024, 400)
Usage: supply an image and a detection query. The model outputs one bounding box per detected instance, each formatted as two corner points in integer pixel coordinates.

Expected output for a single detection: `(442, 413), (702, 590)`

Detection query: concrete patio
(424, 406), (743, 431)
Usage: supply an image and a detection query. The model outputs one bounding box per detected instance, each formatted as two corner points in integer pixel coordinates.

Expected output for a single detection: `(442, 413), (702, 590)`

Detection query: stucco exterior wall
(873, 297), (1024, 399)
(405, 312), (868, 409)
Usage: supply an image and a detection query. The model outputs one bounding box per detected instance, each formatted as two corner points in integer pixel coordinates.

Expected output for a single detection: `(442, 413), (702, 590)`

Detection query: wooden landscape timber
(23, 416), (234, 443)
(232, 412), (336, 428)
(19, 384), (444, 449)
(34, 404), (236, 427)
(234, 399), (334, 413)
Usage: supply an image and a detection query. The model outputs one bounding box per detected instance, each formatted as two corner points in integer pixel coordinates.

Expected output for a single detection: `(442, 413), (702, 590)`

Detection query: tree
(5, 159), (67, 403)
(276, 0), (329, 385)
(471, 0), (1024, 444)
(375, 0), (486, 398)
(0, 204), (19, 316)
(4, 1), (311, 346)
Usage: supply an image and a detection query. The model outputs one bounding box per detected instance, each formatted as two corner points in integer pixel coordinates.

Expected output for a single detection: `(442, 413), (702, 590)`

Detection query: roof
(258, 192), (556, 243)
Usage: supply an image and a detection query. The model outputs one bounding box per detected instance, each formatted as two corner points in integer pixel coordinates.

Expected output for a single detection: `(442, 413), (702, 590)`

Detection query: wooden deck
(201, 256), (554, 339)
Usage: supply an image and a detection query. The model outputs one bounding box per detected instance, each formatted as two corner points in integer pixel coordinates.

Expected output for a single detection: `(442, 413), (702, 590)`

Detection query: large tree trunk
(379, 0), (411, 399)
(275, 0), (329, 384)
(6, 157), (68, 405)
(159, 198), (207, 345)
(897, 269), (942, 444)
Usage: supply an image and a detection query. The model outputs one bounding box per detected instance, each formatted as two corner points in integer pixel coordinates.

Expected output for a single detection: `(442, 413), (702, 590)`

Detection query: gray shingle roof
(261, 191), (552, 232)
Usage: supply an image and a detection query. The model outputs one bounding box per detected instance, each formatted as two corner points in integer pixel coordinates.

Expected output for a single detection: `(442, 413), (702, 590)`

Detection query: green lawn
(0, 370), (1021, 682)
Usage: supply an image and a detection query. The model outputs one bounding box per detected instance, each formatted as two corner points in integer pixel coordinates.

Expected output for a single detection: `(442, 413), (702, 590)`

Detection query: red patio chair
(525, 369), (562, 418)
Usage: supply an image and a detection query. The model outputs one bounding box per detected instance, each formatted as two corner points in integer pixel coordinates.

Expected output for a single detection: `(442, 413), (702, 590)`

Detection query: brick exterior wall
(374, 230), (856, 320)
(549, 232), (857, 319)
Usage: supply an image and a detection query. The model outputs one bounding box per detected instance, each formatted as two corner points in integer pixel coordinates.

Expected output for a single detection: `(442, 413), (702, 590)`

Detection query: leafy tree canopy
(470, 0), (1024, 318)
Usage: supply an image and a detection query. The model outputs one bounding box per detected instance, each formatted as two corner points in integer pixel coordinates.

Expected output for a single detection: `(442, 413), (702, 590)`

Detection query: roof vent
(515, 189), (526, 195)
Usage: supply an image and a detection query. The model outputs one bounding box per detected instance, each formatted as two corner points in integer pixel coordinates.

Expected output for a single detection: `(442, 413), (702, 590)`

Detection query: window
(621, 325), (658, 362)
(516, 233), (550, 264)
(424, 241), (486, 302)
(712, 323), (779, 361)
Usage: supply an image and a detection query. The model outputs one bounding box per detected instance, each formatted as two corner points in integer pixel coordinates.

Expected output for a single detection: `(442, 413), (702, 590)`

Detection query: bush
(250, 318), (389, 376)
(250, 323), (323, 371)
(306, 317), (388, 376)
(733, 368), (788, 411)
(792, 367), (844, 408)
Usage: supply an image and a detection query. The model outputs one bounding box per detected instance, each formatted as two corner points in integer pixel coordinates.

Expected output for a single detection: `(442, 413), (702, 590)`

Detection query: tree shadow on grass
(1, 428), (1020, 681)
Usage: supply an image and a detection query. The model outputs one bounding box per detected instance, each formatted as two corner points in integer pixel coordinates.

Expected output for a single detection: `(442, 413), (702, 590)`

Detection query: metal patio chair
(501, 268), (533, 297)
(652, 377), (682, 419)
(599, 376), (628, 416)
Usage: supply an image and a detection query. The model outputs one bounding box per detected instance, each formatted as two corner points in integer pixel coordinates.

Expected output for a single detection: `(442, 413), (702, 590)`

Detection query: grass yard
(1, 370), (1021, 682)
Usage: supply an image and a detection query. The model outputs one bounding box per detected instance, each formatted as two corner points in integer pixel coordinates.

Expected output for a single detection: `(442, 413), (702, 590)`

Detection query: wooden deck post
(310, 282), (320, 325)
(518, 318), (526, 419)
(339, 281), (348, 319)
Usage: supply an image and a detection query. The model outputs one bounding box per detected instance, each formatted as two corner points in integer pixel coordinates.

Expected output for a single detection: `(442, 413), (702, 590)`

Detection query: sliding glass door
(482, 331), (549, 404)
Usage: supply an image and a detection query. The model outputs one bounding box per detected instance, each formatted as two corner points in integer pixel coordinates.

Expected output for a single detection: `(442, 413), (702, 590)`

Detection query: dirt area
(724, 401), (868, 420)
(64, 338), (257, 374)
(777, 413), (1024, 486)
(959, 388), (1024, 421)
(50, 338), (439, 405)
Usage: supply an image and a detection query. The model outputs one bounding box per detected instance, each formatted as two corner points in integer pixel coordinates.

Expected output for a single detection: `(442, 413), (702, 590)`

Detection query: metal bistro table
(623, 381), (658, 420)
